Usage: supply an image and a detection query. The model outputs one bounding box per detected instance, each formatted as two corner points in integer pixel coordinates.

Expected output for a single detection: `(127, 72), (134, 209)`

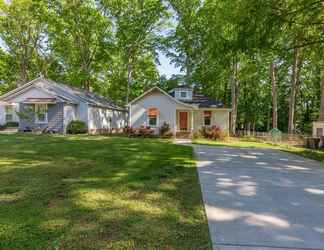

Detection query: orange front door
(179, 112), (188, 131)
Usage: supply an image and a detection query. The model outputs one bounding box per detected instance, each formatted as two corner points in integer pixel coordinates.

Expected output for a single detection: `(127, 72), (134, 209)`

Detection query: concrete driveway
(194, 145), (324, 250)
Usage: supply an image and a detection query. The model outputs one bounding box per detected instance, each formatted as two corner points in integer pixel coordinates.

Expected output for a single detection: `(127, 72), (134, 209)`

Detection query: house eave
(88, 103), (127, 112)
(196, 107), (232, 111)
(128, 86), (195, 108)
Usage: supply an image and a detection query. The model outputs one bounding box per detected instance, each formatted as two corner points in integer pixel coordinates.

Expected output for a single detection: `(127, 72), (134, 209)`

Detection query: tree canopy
(0, 0), (323, 134)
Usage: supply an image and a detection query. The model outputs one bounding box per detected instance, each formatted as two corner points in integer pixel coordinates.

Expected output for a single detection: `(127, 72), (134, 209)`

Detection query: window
(147, 107), (158, 127)
(204, 111), (212, 126)
(148, 116), (157, 127)
(35, 104), (48, 123)
(180, 91), (187, 98)
(5, 105), (13, 122)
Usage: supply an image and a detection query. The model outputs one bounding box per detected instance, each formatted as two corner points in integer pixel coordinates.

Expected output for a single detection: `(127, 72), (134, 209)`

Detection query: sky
(156, 52), (181, 78)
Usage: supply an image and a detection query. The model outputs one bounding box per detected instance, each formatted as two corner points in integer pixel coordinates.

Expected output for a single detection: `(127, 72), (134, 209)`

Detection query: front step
(176, 131), (192, 139)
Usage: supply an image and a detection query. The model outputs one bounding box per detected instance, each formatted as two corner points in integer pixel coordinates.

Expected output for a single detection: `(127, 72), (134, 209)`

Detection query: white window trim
(5, 105), (14, 122)
(147, 114), (159, 128)
(35, 104), (48, 124)
(180, 91), (187, 98)
(203, 112), (212, 126)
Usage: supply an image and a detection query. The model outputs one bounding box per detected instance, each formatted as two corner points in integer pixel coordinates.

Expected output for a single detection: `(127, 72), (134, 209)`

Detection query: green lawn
(0, 134), (211, 250)
(194, 138), (324, 163)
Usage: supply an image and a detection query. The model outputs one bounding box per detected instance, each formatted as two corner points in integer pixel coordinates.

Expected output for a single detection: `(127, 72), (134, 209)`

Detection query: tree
(318, 59), (324, 121)
(166, 0), (201, 85)
(270, 61), (278, 129)
(50, 0), (112, 90)
(102, 0), (167, 104)
(0, 0), (48, 85)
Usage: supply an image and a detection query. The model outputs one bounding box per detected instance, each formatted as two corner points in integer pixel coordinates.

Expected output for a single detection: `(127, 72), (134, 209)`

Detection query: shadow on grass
(0, 134), (211, 250)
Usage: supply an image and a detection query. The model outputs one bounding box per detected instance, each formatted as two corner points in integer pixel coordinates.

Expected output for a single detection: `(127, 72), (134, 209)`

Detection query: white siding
(130, 89), (189, 134)
(174, 90), (193, 101)
(193, 110), (230, 132)
(0, 105), (4, 125)
(77, 102), (89, 124)
(313, 122), (324, 137)
(12, 103), (19, 122)
(63, 104), (77, 132)
(0, 103), (19, 125)
(88, 106), (126, 130)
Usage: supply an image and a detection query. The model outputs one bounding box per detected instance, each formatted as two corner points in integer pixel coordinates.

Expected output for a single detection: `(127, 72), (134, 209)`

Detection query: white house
(128, 85), (231, 136)
(0, 77), (127, 133)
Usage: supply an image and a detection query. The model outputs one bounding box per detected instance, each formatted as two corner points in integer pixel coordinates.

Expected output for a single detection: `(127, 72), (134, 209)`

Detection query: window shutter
(204, 111), (212, 117)
(148, 108), (158, 117)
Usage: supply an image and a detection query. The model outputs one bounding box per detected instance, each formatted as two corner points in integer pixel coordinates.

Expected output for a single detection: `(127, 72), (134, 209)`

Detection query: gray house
(0, 77), (127, 133)
(128, 85), (231, 136)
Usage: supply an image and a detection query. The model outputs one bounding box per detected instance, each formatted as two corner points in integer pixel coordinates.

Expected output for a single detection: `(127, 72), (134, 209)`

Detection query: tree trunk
(223, 80), (228, 106)
(230, 61), (239, 136)
(288, 47), (300, 134)
(125, 62), (132, 105)
(185, 55), (192, 85)
(318, 60), (324, 121)
(18, 61), (28, 86)
(252, 122), (256, 135)
(270, 61), (278, 129)
(267, 108), (271, 131)
(247, 122), (251, 136)
(85, 79), (90, 91)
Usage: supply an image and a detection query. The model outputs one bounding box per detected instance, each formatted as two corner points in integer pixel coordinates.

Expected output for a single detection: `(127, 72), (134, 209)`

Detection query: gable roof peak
(128, 86), (194, 108)
(0, 77), (125, 111)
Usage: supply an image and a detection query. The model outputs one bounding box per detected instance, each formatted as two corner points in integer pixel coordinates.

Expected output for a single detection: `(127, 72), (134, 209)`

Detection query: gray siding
(19, 103), (64, 132)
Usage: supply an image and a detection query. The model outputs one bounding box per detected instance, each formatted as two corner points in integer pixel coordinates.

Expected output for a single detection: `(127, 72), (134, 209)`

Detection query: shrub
(199, 126), (227, 140)
(192, 131), (202, 139)
(5, 121), (19, 127)
(66, 120), (87, 134)
(123, 126), (133, 135)
(138, 125), (155, 137)
(159, 122), (173, 138)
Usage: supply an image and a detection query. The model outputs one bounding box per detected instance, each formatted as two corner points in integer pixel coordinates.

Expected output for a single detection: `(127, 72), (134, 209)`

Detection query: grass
(194, 137), (324, 163)
(0, 134), (211, 250)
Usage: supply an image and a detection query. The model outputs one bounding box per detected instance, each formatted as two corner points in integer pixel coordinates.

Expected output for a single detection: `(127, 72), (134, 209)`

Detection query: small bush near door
(199, 126), (227, 140)
(66, 120), (87, 134)
(160, 122), (173, 138)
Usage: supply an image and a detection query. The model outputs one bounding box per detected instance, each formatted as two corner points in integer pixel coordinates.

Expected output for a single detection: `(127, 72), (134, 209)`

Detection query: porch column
(190, 110), (194, 134)
(174, 110), (177, 134)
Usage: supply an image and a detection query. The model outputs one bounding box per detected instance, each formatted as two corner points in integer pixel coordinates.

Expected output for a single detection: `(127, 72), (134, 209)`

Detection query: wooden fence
(236, 130), (309, 146)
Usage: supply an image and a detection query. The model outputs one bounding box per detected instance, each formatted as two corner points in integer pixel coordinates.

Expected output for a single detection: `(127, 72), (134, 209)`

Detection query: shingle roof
(168, 86), (225, 108)
(181, 93), (225, 108)
(172, 84), (192, 89)
(0, 77), (125, 111)
(44, 79), (124, 110)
